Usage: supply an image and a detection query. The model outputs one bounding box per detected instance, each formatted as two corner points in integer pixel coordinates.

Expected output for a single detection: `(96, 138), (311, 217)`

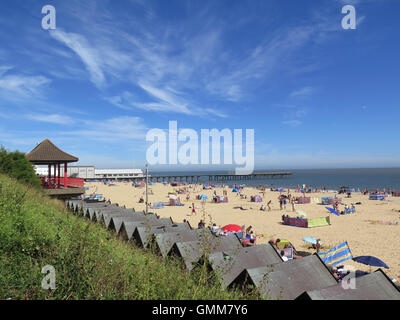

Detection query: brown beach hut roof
(26, 139), (78, 164)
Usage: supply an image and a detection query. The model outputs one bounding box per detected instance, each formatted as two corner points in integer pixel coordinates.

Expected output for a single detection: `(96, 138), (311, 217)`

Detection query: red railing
(40, 177), (84, 189)
(66, 178), (84, 188)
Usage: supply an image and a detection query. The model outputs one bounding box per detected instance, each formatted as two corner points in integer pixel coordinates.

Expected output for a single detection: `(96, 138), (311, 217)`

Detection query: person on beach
(312, 239), (322, 253)
(191, 203), (196, 215)
(198, 220), (205, 229)
(269, 238), (281, 251)
(211, 223), (219, 234)
(267, 200), (272, 211)
(249, 231), (256, 244)
(291, 198), (296, 212)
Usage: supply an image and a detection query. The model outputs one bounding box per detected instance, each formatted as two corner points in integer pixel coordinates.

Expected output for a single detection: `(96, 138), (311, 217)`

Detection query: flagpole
(145, 163), (149, 214)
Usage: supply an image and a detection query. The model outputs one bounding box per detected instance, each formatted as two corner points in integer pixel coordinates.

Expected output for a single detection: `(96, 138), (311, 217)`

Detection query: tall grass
(0, 174), (260, 300)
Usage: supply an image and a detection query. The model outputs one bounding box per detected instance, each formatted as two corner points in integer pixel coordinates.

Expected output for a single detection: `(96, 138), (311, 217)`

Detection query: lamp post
(145, 163), (149, 214)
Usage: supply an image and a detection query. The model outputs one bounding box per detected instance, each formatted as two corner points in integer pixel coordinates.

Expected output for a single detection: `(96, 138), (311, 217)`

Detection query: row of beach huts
(65, 199), (400, 300)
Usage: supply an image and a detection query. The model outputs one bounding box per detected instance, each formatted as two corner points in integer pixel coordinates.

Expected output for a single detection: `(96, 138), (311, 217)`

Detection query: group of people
(278, 194), (296, 211)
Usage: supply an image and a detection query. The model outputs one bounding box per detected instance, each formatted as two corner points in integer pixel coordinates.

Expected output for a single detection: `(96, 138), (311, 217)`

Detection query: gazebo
(26, 139), (79, 189)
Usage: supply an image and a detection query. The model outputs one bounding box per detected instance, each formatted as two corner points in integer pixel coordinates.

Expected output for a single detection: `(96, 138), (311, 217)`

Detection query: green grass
(0, 174), (261, 300)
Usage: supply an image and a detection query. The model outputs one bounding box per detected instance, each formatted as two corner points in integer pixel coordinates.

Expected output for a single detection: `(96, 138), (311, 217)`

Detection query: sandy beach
(85, 181), (400, 280)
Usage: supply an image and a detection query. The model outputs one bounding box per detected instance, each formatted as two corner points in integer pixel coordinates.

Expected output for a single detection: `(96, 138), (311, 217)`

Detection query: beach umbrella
(221, 224), (242, 233)
(352, 256), (389, 271)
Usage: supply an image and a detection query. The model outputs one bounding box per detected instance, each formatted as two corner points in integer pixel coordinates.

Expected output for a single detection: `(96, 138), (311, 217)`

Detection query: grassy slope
(0, 174), (260, 300)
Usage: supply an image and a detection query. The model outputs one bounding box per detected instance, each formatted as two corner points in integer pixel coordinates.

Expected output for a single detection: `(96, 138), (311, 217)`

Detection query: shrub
(0, 146), (40, 188)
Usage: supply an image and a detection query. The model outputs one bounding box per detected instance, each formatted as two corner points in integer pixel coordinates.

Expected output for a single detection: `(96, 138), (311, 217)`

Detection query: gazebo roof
(26, 139), (79, 164)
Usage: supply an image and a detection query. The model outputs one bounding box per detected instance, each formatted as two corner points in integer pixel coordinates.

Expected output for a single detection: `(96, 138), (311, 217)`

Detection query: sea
(149, 168), (400, 191)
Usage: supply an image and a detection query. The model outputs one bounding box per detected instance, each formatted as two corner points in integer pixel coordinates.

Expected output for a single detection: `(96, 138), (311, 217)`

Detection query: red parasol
(221, 224), (243, 233)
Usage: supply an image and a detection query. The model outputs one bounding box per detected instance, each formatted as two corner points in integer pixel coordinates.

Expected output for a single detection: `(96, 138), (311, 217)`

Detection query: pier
(133, 171), (292, 183)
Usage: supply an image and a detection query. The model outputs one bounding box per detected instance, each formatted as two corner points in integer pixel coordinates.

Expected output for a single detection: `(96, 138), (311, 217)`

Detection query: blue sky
(0, 0), (399, 170)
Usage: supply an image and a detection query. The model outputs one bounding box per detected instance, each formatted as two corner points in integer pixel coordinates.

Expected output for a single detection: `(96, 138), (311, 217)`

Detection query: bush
(0, 146), (40, 188)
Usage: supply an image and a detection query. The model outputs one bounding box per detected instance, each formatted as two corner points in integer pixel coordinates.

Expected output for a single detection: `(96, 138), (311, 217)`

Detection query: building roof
(119, 218), (174, 241)
(297, 269), (400, 300)
(247, 254), (338, 300)
(155, 229), (211, 257)
(208, 243), (284, 289)
(26, 139), (78, 164)
(173, 234), (243, 272)
(134, 222), (192, 248)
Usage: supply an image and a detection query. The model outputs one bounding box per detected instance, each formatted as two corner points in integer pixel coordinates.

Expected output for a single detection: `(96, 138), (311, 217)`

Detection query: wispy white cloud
(0, 66), (51, 99)
(290, 86), (316, 98)
(282, 120), (302, 127)
(49, 29), (106, 88)
(25, 113), (74, 125)
(61, 116), (148, 143)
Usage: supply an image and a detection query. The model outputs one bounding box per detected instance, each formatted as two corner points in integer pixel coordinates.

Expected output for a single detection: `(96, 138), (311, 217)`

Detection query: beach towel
(302, 237), (323, 245)
(318, 241), (353, 266)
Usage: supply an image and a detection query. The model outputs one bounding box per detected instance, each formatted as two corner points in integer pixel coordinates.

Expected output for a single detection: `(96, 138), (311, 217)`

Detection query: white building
(34, 166), (144, 180)
(94, 169), (144, 179)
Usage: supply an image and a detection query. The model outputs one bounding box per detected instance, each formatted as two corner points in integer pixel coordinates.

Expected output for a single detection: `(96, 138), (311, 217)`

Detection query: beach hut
(207, 244), (283, 289)
(282, 215), (331, 228)
(133, 222), (192, 248)
(247, 255), (338, 300)
(155, 229), (211, 257)
(296, 269), (400, 300)
(172, 234), (243, 272)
